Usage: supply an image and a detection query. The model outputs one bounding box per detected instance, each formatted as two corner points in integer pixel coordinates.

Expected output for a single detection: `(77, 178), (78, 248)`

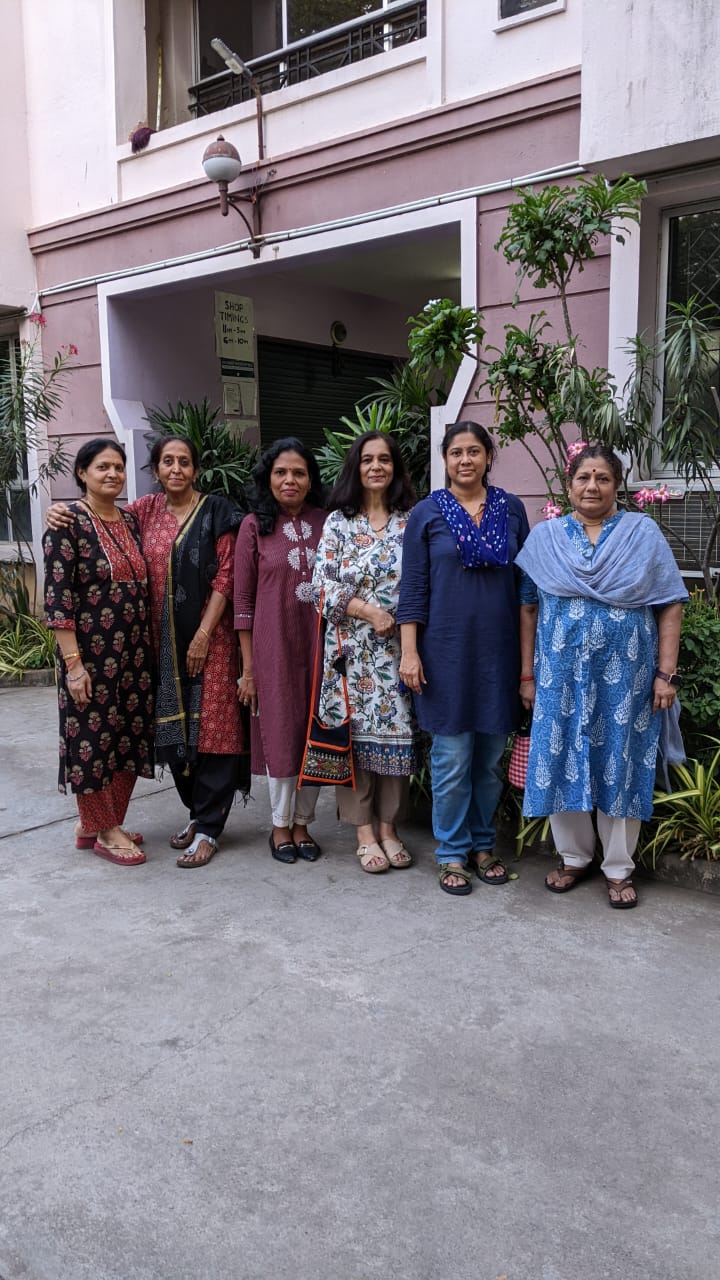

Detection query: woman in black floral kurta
(44, 439), (154, 866)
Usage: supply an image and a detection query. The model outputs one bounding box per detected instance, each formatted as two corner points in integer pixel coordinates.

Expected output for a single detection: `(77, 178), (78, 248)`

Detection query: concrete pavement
(1, 685), (718, 1280)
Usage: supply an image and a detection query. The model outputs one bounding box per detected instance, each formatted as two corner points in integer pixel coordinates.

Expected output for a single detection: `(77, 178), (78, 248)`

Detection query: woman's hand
(652, 675), (677, 713)
(399, 652), (426, 695)
(236, 673), (258, 715)
(368, 605), (396, 638)
(66, 667), (92, 710)
(520, 676), (536, 710)
(45, 502), (74, 531)
(186, 628), (210, 678)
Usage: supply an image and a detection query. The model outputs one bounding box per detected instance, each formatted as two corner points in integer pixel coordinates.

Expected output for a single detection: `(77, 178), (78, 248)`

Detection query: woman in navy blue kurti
(398, 423), (530, 895)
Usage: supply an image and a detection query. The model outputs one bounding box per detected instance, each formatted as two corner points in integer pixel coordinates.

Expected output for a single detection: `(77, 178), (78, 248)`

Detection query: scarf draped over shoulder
(155, 494), (242, 769)
(515, 511), (688, 609)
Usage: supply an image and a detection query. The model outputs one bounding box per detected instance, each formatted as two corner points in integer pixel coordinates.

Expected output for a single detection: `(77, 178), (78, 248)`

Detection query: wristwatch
(656, 669), (680, 686)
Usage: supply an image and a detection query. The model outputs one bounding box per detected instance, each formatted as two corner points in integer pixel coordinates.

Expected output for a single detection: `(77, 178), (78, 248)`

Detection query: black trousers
(169, 753), (240, 840)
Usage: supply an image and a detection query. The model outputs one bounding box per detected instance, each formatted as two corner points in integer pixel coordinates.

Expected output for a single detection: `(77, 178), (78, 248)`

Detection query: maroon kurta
(234, 506), (326, 777)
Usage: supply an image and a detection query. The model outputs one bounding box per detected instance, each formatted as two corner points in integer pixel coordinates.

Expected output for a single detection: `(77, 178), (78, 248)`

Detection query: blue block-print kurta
(522, 513), (665, 822)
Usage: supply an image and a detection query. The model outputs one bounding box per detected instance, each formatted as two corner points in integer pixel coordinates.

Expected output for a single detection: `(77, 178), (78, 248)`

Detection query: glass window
(0, 336), (31, 546)
(500, 0), (557, 16)
(665, 207), (720, 441)
(287, 1), (377, 42)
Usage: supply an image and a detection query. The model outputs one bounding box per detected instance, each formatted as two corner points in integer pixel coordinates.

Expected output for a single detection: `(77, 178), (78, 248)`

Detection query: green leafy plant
(0, 315), (76, 607)
(639, 740), (720, 864)
(0, 615), (57, 678)
(145, 399), (258, 510)
(678, 592), (720, 756)
(315, 402), (396, 488)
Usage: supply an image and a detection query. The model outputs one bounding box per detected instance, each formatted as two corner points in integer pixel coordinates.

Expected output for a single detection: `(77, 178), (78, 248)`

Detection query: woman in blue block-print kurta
(516, 445), (687, 909)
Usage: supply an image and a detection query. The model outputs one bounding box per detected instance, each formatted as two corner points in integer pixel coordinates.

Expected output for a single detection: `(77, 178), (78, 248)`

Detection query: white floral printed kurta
(313, 509), (417, 775)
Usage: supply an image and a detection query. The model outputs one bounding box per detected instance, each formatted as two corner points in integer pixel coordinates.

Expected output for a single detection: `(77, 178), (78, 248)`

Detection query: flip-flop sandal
(438, 864), (472, 896)
(381, 838), (413, 869)
(93, 839), (146, 867)
(474, 852), (508, 884)
(177, 834), (218, 869)
(77, 828), (144, 849)
(607, 877), (638, 909)
(545, 860), (595, 894)
(169, 820), (198, 850)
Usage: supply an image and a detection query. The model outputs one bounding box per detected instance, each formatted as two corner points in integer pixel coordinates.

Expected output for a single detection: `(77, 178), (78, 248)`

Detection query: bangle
(519, 676), (535, 683)
(198, 626), (210, 641)
(656, 669), (680, 686)
(67, 669), (86, 683)
(63, 650), (80, 660)
(238, 673), (255, 683)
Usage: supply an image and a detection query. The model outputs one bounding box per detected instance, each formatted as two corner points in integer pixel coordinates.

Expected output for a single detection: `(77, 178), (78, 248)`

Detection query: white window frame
(495, 0), (566, 34)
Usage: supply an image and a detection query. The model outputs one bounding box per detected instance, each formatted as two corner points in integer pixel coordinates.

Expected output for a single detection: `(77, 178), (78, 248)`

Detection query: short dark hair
(567, 443), (623, 487)
(73, 438), (126, 494)
(245, 436), (325, 535)
(327, 431), (416, 516)
(441, 421), (495, 477)
(148, 434), (201, 471)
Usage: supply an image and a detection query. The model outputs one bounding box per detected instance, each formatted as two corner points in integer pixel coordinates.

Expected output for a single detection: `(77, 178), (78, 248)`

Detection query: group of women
(44, 423), (687, 910)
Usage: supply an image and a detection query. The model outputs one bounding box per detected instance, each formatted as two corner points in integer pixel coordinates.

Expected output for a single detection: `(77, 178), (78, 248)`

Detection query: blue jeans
(430, 732), (508, 865)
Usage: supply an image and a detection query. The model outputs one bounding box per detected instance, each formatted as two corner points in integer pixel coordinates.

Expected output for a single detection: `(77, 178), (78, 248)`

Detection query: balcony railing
(189, 1), (427, 118)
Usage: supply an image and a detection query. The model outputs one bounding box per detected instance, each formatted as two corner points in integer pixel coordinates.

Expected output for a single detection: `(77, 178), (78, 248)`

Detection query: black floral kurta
(43, 504), (155, 795)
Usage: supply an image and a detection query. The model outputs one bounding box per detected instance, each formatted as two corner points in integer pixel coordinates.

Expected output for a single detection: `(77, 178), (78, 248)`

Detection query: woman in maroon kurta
(234, 437), (326, 865)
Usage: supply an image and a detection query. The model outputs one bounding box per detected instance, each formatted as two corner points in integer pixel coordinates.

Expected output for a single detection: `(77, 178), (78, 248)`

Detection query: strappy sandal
(169, 820), (198, 850)
(356, 842), (390, 874)
(545, 860), (595, 894)
(381, 838), (413, 869)
(474, 852), (508, 884)
(438, 863), (473, 896)
(607, 877), (638, 910)
(176, 834), (218, 869)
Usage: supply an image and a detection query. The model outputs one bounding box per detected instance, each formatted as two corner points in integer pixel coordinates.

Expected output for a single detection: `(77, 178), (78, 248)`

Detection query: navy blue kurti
(396, 491), (530, 736)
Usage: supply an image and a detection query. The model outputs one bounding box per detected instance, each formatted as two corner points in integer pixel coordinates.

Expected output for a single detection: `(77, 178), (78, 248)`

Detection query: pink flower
(564, 441), (588, 473)
(62, 343), (79, 356)
(542, 500), (563, 520)
(28, 311), (46, 326)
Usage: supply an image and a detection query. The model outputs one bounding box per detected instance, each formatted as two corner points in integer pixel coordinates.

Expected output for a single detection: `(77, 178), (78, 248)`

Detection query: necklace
(452, 491), (486, 526)
(365, 511), (389, 534)
(82, 501), (139, 578)
(165, 492), (198, 525)
(83, 499), (120, 523)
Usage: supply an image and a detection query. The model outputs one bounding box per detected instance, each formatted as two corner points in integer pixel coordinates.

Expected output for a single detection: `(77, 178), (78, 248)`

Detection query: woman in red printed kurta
(128, 436), (245, 866)
(234, 437), (326, 865)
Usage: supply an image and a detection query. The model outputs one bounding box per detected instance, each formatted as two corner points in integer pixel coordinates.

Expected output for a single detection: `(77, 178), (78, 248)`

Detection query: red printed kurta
(129, 493), (243, 755)
(234, 507), (326, 777)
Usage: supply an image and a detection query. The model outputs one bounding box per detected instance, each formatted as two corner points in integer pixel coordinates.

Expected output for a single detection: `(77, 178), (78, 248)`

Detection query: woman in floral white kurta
(312, 432), (418, 875)
(314, 508), (416, 773)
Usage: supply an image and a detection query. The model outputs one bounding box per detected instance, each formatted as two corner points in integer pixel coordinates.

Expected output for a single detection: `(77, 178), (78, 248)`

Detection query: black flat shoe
(269, 833), (297, 864)
(293, 838), (322, 861)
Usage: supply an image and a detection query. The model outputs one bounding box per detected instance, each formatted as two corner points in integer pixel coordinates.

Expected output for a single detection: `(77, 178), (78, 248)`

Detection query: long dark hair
(245, 437), (325, 536)
(327, 431), (416, 516)
(73, 438), (126, 493)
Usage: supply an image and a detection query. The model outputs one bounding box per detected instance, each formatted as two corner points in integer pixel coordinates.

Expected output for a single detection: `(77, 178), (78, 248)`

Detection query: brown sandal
(545, 860), (595, 894)
(169, 820), (198, 850)
(176, 835), (218, 869)
(607, 877), (638, 909)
